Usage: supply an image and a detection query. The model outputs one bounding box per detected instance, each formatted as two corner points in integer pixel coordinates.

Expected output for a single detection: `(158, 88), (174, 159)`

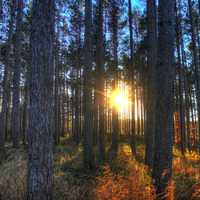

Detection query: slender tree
(175, 0), (186, 154)
(96, 0), (106, 162)
(0, 0), (15, 159)
(187, 0), (200, 151)
(145, 0), (157, 168)
(11, 0), (24, 148)
(110, 0), (119, 153)
(83, 0), (94, 169)
(128, 0), (136, 155)
(54, 32), (61, 144)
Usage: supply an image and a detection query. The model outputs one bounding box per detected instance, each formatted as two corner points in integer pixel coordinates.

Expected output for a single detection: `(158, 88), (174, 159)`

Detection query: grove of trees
(1, 0), (200, 199)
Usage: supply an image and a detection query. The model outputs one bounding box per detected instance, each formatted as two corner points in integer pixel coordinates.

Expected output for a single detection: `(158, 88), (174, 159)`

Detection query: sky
(133, 0), (140, 6)
(132, 0), (145, 12)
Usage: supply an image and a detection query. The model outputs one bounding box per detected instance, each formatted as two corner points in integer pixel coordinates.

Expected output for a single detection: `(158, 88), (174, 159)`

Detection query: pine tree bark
(54, 36), (61, 145)
(111, 1), (119, 153)
(11, 0), (24, 148)
(27, 0), (55, 199)
(175, 0), (186, 154)
(152, 0), (175, 196)
(83, 0), (94, 169)
(128, 0), (136, 156)
(74, 27), (82, 144)
(96, 0), (105, 162)
(22, 73), (29, 145)
(145, 0), (157, 168)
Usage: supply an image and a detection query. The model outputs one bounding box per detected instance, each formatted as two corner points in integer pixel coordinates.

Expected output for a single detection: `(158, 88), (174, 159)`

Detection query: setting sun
(109, 88), (130, 117)
(111, 89), (129, 108)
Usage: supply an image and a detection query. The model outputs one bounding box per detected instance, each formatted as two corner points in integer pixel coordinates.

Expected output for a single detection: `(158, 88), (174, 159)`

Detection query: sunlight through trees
(1, 0), (200, 199)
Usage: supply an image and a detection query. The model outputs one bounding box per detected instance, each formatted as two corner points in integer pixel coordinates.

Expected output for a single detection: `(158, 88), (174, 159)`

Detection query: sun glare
(106, 81), (142, 120)
(110, 88), (130, 117)
(111, 89), (129, 108)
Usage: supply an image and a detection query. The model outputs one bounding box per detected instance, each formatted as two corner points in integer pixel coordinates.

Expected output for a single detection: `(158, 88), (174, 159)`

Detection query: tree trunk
(145, 0), (157, 168)
(54, 36), (60, 145)
(11, 0), (23, 148)
(0, 0), (15, 159)
(111, 1), (119, 153)
(128, 0), (136, 156)
(22, 73), (29, 145)
(83, 0), (94, 169)
(152, 0), (175, 197)
(188, 0), (200, 150)
(96, 0), (105, 163)
(27, 0), (55, 199)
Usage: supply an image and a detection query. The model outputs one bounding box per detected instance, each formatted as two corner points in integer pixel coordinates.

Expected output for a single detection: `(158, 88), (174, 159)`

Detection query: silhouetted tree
(153, 0), (175, 196)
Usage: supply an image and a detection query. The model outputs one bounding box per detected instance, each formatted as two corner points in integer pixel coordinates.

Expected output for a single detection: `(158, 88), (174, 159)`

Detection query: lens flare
(110, 88), (130, 115)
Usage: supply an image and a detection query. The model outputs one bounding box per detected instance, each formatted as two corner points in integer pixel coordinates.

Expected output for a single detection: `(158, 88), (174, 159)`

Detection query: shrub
(95, 145), (156, 200)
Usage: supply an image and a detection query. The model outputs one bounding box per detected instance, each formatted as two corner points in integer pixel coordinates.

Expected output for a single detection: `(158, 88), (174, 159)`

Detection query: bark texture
(152, 0), (175, 197)
(96, 0), (106, 162)
(11, 0), (24, 148)
(27, 0), (55, 199)
(83, 0), (94, 169)
(145, 0), (157, 168)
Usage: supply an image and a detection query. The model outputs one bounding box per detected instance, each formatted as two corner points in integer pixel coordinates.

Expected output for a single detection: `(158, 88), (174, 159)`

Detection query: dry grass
(173, 149), (200, 200)
(53, 141), (95, 200)
(95, 144), (156, 200)
(0, 148), (27, 200)
(0, 141), (94, 200)
(1, 142), (200, 200)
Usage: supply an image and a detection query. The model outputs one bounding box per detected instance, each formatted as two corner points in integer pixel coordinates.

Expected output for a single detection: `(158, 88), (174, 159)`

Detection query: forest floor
(1, 137), (200, 200)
